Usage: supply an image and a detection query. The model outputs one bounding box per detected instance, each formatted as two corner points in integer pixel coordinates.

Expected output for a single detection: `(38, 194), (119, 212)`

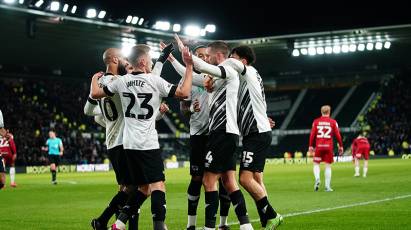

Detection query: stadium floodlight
(71, 5), (77, 14)
(200, 29), (206, 37)
(333, 45), (341, 54)
(308, 47), (316, 56)
(125, 15), (132, 23)
(138, 18), (144, 25)
(149, 50), (160, 59)
(34, 0), (44, 7)
(341, 44), (349, 53)
(300, 48), (308, 55)
(205, 24), (216, 33)
(384, 41), (391, 49)
(357, 43), (365, 51)
(154, 21), (170, 31)
(4, 0), (16, 4)
(131, 16), (139, 25)
(375, 42), (383, 50)
(324, 46), (333, 54)
(50, 1), (60, 11)
(86, 9), (97, 18)
(349, 44), (356, 52)
(19, 0), (24, 3)
(292, 49), (300, 57)
(184, 25), (201, 37)
(366, 43), (374, 51)
(316, 47), (324, 55)
(98, 11), (106, 19)
(62, 4), (69, 12)
(173, 24), (181, 32)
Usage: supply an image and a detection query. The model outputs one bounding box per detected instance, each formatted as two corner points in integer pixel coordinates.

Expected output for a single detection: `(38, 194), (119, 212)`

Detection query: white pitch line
(196, 194), (411, 229)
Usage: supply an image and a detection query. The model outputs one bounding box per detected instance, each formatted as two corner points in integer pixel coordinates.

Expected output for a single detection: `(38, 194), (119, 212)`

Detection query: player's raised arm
(90, 71), (106, 99)
(174, 47), (193, 99)
(223, 58), (246, 75)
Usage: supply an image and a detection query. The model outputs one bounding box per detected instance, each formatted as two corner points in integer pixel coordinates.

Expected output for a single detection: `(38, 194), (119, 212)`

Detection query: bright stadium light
(316, 47), (324, 55)
(19, 0), (24, 4)
(62, 4), (69, 12)
(205, 24), (216, 33)
(184, 25), (201, 37)
(138, 18), (144, 25)
(366, 43), (374, 51)
(333, 45), (341, 54)
(4, 0), (16, 4)
(341, 44), (349, 53)
(325, 46), (333, 54)
(150, 50), (161, 59)
(86, 9), (97, 18)
(375, 42), (383, 50)
(154, 21), (170, 31)
(384, 41), (391, 49)
(357, 43), (365, 51)
(200, 29), (206, 37)
(173, 24), (181, 32)
(300, 48), (308, 55)
(34, 0), (44, 7)
(349, 44), (356, 52)
(292, 49), (300, 57)
(70, 5), (77, 14)
(98, 11), (106, 19)
(50, 1), (60, 11)
(131, 16), (139, 25)
(125, 15), (132, 23)
(308, 47), (316, 56)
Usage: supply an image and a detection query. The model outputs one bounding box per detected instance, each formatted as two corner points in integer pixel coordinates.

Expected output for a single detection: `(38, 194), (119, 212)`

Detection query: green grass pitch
(1, 158), (410, 229)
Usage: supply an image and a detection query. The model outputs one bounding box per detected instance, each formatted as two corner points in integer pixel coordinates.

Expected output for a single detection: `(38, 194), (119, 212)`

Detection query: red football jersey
(309, 116), (343, 150)
(351, 137), (370, 154)
(0, 135), (16, 157)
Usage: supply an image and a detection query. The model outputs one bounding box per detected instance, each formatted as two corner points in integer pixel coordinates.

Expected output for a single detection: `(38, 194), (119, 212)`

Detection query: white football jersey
(237, 65), (271, 136)
(0, 109), (3, 128)
(97, 74), (125, 150)
(104, 72), (176, 150)
(208, 64), (240, 135)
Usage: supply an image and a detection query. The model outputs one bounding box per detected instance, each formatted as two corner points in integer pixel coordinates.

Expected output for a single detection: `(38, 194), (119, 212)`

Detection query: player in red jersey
(308, 105), (343, 192)
(0, 131), (17, 188)
(351, 133), (370, 177)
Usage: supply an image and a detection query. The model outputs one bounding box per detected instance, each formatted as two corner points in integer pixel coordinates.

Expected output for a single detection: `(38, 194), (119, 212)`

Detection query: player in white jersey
(175, 35), (253, 230)
(226, 46), (283, 229)
(90, 44), (193, 230)
(0, 109), (6, 189)
(164, 44), (231, 229)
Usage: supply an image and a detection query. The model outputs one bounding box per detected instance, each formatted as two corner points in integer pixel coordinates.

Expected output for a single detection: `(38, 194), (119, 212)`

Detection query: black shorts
(124, 149), (165, 186)
(108, 145), (130, 185)
(205, 132), (239, 173)
(0, 156), (5, 173)
(190, 135), (208, 176)
(240, 131), (272, 172)
(48, 155), (60, 165)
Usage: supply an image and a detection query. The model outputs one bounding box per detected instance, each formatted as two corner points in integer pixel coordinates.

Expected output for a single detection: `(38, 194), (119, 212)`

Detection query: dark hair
(230, 45), (256, 65)
(207, 41), (230, 58)
(193, 45), (207, 53)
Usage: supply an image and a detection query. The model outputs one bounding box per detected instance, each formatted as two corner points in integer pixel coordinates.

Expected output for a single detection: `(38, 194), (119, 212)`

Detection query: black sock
(187, 179), (202, 216)
(256, 196), (277, 227)
(204, 191), (219, 228)
(97, 191), (128, 226)
(229, 190), (250, 225)
(51, 170), (56, 181)
(129, 211), (139, 230)
(151, 190), (166, 230)
(118, 190), (148, 224)
(218, 179), (231, 218)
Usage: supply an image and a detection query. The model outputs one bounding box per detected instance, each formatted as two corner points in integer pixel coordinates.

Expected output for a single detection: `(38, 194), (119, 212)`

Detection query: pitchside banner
(26, 164), (110, 174)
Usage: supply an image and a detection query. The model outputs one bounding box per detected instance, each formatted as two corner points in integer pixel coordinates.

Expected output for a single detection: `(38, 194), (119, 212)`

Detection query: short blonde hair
(321, 105), (331, 115)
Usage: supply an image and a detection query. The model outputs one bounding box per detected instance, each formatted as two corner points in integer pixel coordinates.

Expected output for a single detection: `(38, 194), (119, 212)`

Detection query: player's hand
(193, 99), (201, 112)
(160, 42), (175, 62)
(59, 152), (63, 156)
(338, 147), (344, 156)
(159, 103), (170, 114)
(174, 34), (185, 52)
(41, 146), (47, 151)
(157, 43), (174, 63)
(204, 75), (214, 92)
(92, 71), (104, 80)
(268, 117), (275, 128)
(182, 46), (194, 66)
(308, 146), (314, 154)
